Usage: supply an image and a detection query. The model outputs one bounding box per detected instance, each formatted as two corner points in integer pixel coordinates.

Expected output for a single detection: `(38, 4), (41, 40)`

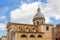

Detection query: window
(21, 34), (26, 38)
(37, 21), (39, 25)
(37, 35), (42, 38)
(33, 28), (35, 30)
(30, 35), (35, 38)
(46, 26), (49, 31)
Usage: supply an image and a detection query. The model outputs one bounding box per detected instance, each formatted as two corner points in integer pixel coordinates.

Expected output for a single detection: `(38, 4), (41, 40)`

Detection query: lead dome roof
(33, 7), (45, 19)
(34, 12), (44, 19)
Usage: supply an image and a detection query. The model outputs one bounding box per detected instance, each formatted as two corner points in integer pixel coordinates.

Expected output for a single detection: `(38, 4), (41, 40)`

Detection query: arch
(37, 35), (42, 38)
(30, 35), (35, 38)
(21, 34), (27, 38)
(37, 21), (39, 25)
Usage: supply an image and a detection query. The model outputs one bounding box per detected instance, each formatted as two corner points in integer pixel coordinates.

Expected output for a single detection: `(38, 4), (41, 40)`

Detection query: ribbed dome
(33, 4), (45, 25)
(33, 5), (45, 20)
(34, 12), (44, 19)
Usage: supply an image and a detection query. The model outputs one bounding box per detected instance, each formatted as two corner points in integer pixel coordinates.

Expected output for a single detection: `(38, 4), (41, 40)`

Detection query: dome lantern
(37, 5), (41, 13)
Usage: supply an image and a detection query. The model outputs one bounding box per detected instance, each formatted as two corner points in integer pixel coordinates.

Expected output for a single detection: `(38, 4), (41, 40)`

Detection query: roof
(6, 22), (35, 28)
(33, 6), (45, 19)
(6, 22), (53, 28)
(2, 36), (7, 38)
(33, 12), (44, 19)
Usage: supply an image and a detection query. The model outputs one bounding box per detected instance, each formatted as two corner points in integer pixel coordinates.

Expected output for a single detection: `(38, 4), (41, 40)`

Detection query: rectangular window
(46, 26), (49, 31)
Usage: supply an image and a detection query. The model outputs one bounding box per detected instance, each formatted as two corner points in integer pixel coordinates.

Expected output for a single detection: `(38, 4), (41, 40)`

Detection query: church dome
(33, 3), (45, 25)
(33, 7), (45, 19)
(34, 12), (44, 19)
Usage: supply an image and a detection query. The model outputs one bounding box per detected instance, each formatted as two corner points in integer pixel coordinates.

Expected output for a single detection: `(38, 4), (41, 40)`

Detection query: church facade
(6, 6), (54, 40)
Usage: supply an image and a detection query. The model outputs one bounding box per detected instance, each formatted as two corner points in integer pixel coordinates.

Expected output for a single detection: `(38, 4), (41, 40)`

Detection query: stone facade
(6, 22), (53, 40)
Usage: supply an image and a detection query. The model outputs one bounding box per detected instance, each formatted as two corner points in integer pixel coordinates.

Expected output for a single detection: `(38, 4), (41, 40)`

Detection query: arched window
(46, 26), (49, 31)
(30, 35), (35, 38)
(33, 28), (35, 30)
(37, 35), (42, 38)
(21, 34), (26, 38)
(37, 21), (39, 25)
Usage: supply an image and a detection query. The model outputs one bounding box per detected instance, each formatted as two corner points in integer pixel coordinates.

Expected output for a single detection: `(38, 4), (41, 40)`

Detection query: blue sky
(0, 0), (60, 37)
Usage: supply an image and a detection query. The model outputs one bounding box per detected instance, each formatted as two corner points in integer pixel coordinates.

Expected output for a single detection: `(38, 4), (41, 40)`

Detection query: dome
(33, 12), (44, 19)
(33, 6), (45, 20)
(33, 4), (45, 25)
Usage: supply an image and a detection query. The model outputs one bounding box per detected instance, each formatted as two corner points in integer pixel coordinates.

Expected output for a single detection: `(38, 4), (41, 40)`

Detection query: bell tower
(33, 3), (45, 25)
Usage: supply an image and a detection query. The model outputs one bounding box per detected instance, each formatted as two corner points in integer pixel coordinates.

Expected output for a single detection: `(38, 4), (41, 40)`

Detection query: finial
(37, 2), (41, 13)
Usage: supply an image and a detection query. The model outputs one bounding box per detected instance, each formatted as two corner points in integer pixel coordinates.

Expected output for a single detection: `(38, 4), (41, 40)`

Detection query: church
(1, 4), (60, 40)
(6, 5), (54, 40)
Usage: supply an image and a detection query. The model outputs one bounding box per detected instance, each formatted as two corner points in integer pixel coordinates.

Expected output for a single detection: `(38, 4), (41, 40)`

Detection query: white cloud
(0, 23), (6, 31)
(10, 2), (39, 24)
(10, 0), (60, 24)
